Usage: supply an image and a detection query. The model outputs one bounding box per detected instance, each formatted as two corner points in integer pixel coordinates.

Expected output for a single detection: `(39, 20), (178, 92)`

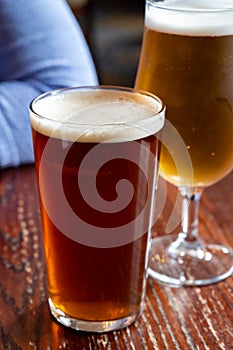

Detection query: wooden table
(0, 165), (232, 349)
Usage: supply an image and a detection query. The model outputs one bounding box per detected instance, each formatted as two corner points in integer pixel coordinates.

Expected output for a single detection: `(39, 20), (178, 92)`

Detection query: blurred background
(67, 0), (145, 86)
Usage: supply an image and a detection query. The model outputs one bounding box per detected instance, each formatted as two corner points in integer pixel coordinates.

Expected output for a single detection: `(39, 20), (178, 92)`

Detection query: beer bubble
(146, 1), (233, 36)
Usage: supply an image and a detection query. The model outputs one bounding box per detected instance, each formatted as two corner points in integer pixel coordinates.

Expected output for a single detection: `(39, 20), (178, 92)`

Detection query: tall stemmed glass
(135, 0), (233, 286)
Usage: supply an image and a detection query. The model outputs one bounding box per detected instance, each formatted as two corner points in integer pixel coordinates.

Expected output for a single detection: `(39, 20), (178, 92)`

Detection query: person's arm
(0, 0), (98, 168)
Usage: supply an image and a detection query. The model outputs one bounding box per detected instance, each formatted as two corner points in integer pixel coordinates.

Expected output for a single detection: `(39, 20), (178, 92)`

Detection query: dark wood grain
(0, 165), (232, 349)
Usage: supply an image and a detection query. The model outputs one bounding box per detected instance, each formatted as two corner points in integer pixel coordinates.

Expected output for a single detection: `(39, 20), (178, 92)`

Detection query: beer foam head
(146, 0), (233, 36)
(30, 87), (165, 142)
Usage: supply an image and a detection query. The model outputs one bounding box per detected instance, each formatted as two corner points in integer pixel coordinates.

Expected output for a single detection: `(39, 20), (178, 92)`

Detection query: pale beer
(135, 0), (233, 187)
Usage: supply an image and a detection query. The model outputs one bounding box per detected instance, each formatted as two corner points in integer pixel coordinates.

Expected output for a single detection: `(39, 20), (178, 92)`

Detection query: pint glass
(30, 86), (165, 332)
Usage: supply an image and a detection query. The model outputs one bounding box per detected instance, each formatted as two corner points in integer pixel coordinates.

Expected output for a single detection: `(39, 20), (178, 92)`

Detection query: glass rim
(29, 85), (166, 127)
(147, 0), (233, 13)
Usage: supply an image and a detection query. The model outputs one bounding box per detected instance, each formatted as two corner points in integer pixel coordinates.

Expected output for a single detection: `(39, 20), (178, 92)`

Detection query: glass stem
(178, 187), (203, 243)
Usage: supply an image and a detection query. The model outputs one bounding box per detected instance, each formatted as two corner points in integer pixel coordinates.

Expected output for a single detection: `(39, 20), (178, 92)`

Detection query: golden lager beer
(135, 0), (233, 187)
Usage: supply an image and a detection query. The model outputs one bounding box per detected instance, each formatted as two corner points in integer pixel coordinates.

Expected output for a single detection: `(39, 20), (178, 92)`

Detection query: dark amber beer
(30, 87), (165, 332)
(135, 0), (233, 187)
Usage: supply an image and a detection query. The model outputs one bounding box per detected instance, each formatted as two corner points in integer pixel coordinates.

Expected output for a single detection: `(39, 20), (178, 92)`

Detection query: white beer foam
(146, 0), (233, 36)
(30, 89), (164, 142)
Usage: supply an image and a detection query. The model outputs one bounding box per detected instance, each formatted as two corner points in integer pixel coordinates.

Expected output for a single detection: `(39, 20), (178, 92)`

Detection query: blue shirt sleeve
(0, 0), (98, 168)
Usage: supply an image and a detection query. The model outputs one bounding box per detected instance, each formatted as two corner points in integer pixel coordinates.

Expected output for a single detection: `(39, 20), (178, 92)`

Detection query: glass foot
(148, 234), (233, 287)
